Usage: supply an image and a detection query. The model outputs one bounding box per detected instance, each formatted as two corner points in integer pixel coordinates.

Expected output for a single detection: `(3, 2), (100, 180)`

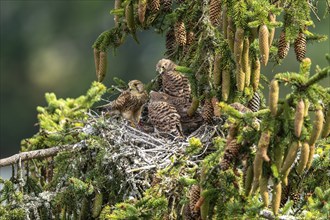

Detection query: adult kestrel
(100, 80), (148, 125)
(148, 91), (183, 137)
(156, 58), (191, 101)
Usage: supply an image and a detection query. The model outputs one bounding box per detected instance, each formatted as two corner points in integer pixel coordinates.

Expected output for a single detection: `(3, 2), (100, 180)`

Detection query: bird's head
(149, 91), (168, 102)
(156, 58), (176, 74)
(128, 80), (145, 93)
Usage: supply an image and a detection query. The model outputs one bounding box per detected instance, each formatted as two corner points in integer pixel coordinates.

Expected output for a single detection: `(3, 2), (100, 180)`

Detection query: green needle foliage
(1, 0), (330, 219)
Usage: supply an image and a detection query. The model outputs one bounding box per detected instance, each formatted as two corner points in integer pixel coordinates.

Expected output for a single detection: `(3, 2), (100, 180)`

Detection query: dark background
(0, 1), (329, 159)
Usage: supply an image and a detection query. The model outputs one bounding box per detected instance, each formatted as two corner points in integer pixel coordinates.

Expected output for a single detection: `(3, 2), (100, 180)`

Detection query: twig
(304, 67), (330, 88)
(0, 145), (75, 167)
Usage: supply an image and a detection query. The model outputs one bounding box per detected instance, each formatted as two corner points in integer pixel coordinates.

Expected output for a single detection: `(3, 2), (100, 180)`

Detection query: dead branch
(0, 144), (75, 167)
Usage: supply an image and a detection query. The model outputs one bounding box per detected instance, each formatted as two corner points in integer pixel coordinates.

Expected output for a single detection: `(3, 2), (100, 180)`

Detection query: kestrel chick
(156, 59), (191, 101)
(148, 91), (189, 116)
(148, 91), (183, 137)
(101, 80), (148, 125)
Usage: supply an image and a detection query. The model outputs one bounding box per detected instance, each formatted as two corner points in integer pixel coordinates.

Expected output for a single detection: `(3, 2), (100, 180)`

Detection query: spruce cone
(189, 185), (201, 216)
(290, 192), (300, 205)
(251, 58), (260, 91)
(202, 99), (214, 124)
(221, 68), (230, 101)
(294, 30), (306, 62)
(248, 92), (260, 112)
(211, 97), (221, 117)
(234, 27), (244, 64)
(149, 0), (160, 13)
(213, 53), (221, 87)
(210, 0), (222, 26)
(259, 24), (269, 66)
(94, 48), (100, 77)
(268, 13), (276, 47)
(161, 0), (172, 12)
(278, 30), (290, 59)
(227, 18), (235, 52)
(183, 204), (195, 220)
(236, 64), (245, 92)
(175, 21), (187, 46)
(184, 31), (195, 55)
(114, 0), (122, 26)
(294, 100), (305, 138)
(222, 6), (228, 38)
(98, 51), (107, 82)
(220, 139), (241, 170)
(165, 28), (176, 57)
(138, 0), (147, 24)
(242, 37), (250, 86)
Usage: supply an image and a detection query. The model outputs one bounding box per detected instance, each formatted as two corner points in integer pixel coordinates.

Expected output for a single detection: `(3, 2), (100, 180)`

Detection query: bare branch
(0, 145), (75, 167)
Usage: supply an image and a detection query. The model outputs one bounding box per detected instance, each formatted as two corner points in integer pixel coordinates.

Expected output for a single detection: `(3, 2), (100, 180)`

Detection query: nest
(80, 110), (226, 200)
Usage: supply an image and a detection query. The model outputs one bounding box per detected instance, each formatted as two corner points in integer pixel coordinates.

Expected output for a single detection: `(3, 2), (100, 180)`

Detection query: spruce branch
(303, 66), (330, 88)
(0, 145), (75, 167)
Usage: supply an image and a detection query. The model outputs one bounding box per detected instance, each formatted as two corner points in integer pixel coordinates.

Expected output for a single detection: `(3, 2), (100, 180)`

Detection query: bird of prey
(148, 91), (183, 137)
(147, 91), (189, 115)
(99, 80), (148, 126)
(156, 58), (191, 101)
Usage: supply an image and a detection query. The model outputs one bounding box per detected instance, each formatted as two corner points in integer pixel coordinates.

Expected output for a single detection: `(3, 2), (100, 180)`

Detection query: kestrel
(100, 80), (148, 126)
(156, 59), (191, 101)
(148, 91), (183, 137)
(147, 91), (189, 116)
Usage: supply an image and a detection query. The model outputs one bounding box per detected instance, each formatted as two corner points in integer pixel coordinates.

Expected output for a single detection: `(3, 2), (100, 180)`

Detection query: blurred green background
(0, 1), (329, 159)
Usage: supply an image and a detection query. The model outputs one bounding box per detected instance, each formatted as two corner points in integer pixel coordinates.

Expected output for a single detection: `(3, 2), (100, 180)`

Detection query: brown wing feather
(148, 101), (182, 136)
(162, 70), (184, 97)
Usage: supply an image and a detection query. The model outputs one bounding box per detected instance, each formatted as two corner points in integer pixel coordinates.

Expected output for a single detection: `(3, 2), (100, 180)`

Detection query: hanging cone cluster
(277, 30), (290, 59)
(247, 92), (260, 112)
(161, 0), (172, 12)
(174, 21), (187, 46)
(209, 0), (222, 26)
(202, 99), (214, 124)
(149, 0), (161, 13)
(294, 30), (306, 62)
(220, 139), (241, 171)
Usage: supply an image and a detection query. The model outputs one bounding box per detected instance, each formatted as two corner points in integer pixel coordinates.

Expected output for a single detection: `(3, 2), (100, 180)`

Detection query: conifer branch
(0, 145), (75, 167)
(304, 67), (330, 88)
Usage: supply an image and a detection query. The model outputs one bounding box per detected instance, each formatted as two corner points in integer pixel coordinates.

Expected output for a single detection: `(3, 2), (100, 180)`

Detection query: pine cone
(210, 0), (222, 26)
(202, 99), (214, 124)
(221, 68), (230, 101)
(165, 28), (176, 57)
(138, 0), (147, 24)
(175, 21), (187, 46)
(220, 139), (241, 170)
(280, 184), (290, 207)
(251, 58), (260, 91)
(248, 92), (260, 112)
(161, 0), (172, 12)
(98, 51), (107, 82)
(183, 204), (195, 220)
(294, 30), (306, 62)
(184, 31), (195, 55)
(189, 185), (201, 216)
(290, 192), (300, 205)
(149, 0), (160, 13)
(259, 24), (269, 66)
(277, 30), (290, 59)
(268, 13), (276, 47)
